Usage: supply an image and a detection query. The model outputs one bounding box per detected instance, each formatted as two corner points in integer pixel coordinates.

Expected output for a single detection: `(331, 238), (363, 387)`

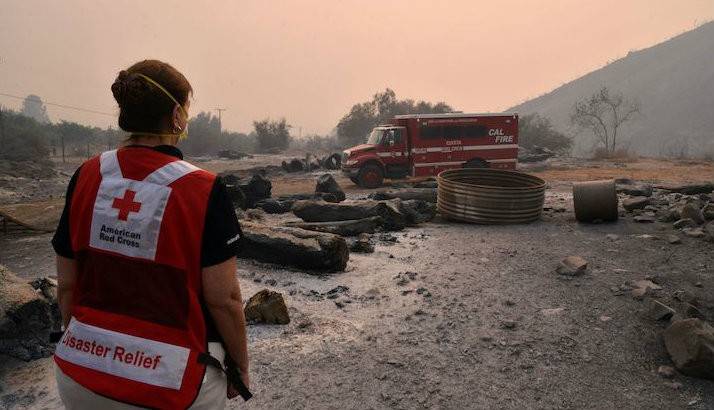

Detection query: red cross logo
(112, 189), (142, 221)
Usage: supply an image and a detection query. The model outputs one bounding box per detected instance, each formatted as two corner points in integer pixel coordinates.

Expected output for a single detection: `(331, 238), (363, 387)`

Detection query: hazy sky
(1, 1), (712, 135)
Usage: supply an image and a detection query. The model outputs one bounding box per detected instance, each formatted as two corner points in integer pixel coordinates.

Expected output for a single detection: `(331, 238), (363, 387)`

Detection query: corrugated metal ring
(437, 168), (546, 224)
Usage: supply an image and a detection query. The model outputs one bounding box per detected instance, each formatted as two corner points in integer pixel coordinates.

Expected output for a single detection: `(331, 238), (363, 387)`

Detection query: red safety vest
(54, 147), (217, 409)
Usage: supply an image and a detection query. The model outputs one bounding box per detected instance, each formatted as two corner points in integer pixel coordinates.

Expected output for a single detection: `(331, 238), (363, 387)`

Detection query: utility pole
(0, 107), (5, 152)
(215, 107), (227, 132)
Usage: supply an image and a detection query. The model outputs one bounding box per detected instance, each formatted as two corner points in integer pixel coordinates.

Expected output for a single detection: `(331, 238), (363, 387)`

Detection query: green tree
(179, 111), (221, 155)
(21, 94), (51, 124)
(336, 88), (453, 147)
(519, 114), (572, 154)
(253, 118), (291, 153)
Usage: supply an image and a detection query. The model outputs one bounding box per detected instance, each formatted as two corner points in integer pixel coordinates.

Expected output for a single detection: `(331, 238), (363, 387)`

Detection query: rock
(282, 158), (305, 173)
(0, 265), (58, 360)
(556, 256), (588, 276)
(673, 218), (695, 229)
(315, 174), (346, 202)
(370, 188), (437, 203)
(244, 289), (290, 325)
(631, 279), (662, 300)
(655, 183), (714, 195)
(680, 203), (705, 225)
(322, 153), (342, 170)
(350, 233), (375, 253)
(284, 216), (382, 237)
(243, 208), (265, 221)
(634, 215), (656, 223)
(240, 174), (272, 208)
(705, 222), (714, 241)
(606, 234), (620, 241)
(663, 318), (714, 379)
(255, 199), (294, 214)
(500, 320), (517, 329)
(703, 204), (714, 221)
(292, 199), (407, 231)
(238, 221), (349, 272)
(399, 200), (437, 224)
(657, 365), (676, 379)
(649, 300), (676, 321)
(683, 228), (705, 238)
(658, 209), (679, 223)
(666, 234), (682, 244)
(622, 196), (650, 211)
(617, 184), (653, 197)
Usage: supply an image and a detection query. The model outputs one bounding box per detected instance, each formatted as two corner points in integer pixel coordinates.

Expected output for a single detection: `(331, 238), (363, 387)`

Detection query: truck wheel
(464, 159), (489, 168)
(357, 164), (384, 189)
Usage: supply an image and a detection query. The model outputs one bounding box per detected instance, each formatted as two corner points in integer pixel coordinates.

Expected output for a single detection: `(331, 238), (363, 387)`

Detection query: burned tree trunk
(292, 199), (407, 230)
(238, 222), (349, 272)
(370, 188), (437, 203)
(283, 216), (382, 237)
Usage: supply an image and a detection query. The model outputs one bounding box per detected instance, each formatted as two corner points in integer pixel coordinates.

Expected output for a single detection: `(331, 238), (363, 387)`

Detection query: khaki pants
(56, 342), (227, 410)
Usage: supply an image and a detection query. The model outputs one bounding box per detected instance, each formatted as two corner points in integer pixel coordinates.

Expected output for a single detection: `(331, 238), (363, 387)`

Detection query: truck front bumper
(341, 166), (359, 178)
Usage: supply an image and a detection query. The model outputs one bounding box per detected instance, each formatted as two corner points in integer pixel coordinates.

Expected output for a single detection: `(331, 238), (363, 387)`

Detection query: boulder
(0, 265), (58, 360)
(370, 188), (438, 203)
(680, 203), (705, 225)
(237, 221), (349, 272)
(315, 174), (346, 202)
(663, 318), (714, 379)
(244, 289), (290, 325)
(556, 256), (588, 276)
(634, 215), (656, 223)
(240, 174), (272, 208)
(282, 159), (305, 173)
(703, 204), (714, 221)
(350, 233), (375, 253)
(284, 216), (382, 237)
(622, 196), (650, 211)
(400, 199), (437, 224)
(255, 199), (294, 214)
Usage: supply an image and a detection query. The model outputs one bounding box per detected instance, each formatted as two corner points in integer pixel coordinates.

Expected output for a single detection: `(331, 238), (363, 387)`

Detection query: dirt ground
(1, 155), (713, 409)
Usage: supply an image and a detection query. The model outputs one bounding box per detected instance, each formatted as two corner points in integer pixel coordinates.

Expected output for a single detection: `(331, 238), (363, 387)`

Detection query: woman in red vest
(51, 59), (249, 409)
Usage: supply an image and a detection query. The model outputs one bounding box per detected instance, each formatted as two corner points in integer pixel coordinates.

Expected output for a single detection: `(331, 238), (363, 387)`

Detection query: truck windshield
(367, 129), (384, 145)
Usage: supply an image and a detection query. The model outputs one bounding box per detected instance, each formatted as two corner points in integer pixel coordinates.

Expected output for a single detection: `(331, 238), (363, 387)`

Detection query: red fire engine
(342, 113), (519, 188)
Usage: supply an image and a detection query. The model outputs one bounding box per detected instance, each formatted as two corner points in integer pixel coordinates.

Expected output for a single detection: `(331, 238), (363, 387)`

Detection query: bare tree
(570, 87), (640, 155)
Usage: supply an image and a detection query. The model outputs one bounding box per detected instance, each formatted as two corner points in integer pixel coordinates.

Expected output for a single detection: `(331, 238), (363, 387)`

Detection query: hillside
(511, 22), (714, 157)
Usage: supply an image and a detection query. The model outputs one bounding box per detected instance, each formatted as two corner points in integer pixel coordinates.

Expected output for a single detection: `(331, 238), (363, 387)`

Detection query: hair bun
(111, 70), (148, 106)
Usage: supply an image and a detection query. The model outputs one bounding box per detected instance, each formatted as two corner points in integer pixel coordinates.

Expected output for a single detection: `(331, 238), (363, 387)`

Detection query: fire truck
(341, 113), (519, 188)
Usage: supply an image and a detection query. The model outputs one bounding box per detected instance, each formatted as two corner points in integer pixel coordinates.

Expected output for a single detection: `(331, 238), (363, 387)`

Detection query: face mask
(132, 73), (189, 140)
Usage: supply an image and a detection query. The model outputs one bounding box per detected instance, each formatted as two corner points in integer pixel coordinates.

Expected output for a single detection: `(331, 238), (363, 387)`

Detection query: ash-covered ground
(1, 156), (713, 409)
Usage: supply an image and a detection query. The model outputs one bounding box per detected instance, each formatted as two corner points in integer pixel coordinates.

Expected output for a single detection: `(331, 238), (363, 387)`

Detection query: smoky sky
(0, 0), (711, 135)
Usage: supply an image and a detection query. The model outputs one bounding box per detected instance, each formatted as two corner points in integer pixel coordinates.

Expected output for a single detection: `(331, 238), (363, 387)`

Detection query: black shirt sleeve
(51, 166), (81, 258)
(200, 176), (242, 267)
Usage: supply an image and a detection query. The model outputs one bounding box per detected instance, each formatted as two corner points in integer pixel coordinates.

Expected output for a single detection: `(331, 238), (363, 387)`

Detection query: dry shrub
(591, 148), (639, 162)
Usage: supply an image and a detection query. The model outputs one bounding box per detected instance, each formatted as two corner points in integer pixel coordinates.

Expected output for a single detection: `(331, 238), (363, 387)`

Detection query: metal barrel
(572, 179), (619, 223)
(436, 168), (546, 224)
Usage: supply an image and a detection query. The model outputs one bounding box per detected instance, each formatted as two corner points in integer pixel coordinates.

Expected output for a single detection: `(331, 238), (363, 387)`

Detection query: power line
(0, 92), (117, 117)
